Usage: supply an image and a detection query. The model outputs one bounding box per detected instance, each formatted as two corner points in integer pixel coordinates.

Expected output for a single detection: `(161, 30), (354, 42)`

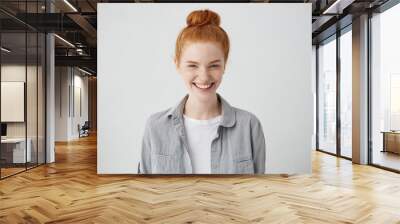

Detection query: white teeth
(194, 83), (212, 89)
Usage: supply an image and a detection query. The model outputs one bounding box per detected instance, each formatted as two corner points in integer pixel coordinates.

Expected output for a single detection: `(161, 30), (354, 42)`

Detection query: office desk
(1, 138), (32, 163)
(381, 131), (400, 154)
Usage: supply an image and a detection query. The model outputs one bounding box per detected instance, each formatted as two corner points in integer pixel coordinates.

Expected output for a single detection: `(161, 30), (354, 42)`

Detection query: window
(318, 37), (337, 154)
(340, 29), (352, 158)
(371, 2), (400, 171)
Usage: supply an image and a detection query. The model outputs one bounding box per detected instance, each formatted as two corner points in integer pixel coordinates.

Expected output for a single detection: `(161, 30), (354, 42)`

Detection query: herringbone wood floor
(1, 134), (400, 224)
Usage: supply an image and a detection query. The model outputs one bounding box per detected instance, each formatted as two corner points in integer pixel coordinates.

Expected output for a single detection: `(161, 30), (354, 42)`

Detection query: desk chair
(78, 121), (90, 138)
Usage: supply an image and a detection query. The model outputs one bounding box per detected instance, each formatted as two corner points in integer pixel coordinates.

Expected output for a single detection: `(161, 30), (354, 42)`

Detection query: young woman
(139, 9), (266, 174)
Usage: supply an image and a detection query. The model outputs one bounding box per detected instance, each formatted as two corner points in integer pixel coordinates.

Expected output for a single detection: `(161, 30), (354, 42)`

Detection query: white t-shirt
(183, 114), (222, 174)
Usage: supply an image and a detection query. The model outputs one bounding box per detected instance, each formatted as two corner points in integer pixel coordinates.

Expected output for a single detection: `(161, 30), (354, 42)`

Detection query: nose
(197, 67), (210, 81)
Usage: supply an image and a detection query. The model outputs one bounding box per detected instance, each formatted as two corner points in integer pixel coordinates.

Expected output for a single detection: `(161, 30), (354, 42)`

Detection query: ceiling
(0, 0), (394, 75)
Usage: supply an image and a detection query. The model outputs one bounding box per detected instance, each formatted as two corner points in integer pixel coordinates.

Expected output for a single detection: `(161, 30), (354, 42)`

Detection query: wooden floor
(0, 167), (26, 178)
(373, 150), (400, 171)
(1, 135), (400, 223)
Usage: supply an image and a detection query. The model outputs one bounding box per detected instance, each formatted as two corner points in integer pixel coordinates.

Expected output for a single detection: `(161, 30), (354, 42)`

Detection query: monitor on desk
(1, 123), (7, 138)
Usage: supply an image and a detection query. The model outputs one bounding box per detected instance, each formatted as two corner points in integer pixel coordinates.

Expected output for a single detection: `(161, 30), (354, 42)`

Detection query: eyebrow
(185, 59), (222, 64)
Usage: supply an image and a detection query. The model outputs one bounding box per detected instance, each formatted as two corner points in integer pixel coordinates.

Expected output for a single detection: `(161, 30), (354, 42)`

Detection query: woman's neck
(183, 94), (221, 120)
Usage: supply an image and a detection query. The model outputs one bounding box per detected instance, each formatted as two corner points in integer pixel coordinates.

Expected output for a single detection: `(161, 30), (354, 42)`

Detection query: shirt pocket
(152, 153), (182, 174)
(234, 155), (255, 174)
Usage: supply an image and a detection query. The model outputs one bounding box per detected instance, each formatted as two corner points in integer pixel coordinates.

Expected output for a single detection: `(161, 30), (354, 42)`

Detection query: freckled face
(175, 42), (226, 102)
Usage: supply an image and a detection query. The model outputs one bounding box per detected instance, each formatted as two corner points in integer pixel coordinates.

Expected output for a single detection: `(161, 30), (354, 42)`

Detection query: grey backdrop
(97, 3), (313, 174)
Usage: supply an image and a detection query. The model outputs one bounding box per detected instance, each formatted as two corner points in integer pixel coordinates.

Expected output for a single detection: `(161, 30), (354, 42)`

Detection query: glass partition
(0, 31), (28, 177)
(371, 3), (400, 171)
(27, 31), (38, 169)
(339, 28), (352, 158)
(317, 36), (337, 155)
(0, 1), (46, 179)
(38, 32), (45, 165)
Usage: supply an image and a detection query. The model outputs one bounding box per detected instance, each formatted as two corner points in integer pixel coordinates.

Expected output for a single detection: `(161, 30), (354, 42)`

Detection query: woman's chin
(190, 90), (217, 101)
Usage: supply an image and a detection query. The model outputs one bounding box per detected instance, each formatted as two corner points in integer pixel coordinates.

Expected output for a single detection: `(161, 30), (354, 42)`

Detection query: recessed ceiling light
(63, 0), (78, 12)
(322, 0), (354, 15)
(1, 47), (11, 53)
(78, 67), (93, 76)
(54, 34), (75, 48)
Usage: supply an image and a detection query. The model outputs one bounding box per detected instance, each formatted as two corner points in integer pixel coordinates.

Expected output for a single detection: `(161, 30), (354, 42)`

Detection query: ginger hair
(175, 9), (230, 66)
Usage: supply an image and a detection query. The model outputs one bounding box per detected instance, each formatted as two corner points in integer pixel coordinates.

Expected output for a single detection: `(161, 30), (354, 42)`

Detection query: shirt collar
(167, 93), (236, 128)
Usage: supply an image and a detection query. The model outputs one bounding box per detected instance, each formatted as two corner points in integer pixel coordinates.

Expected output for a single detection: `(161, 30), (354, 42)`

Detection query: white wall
(98, 3), (313, 174)
(72, 72), (89, 138)
(1, 65), (26, 124)
(55, 67), (89, 141)
(1, 82), (24, 122)
(55, 67), (69, 141)
(1, 64), (46, 163)
(1, 65), (40, 138)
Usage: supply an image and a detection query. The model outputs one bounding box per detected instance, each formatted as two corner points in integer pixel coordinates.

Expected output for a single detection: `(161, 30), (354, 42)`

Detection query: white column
(46, 33), (55, 163)
(45, 1), (56, 163)
(352, 14), (369, 164)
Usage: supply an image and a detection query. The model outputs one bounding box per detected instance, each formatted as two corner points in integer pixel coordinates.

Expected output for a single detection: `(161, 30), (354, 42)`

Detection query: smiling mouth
(193, 82), (214, 90)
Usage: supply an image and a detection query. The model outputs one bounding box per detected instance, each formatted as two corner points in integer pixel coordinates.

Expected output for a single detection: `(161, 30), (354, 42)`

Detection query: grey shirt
(139, 94), (266, 174)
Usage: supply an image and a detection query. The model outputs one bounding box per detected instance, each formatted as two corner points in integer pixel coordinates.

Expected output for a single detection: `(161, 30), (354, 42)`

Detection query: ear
(174, 58), (179, 69)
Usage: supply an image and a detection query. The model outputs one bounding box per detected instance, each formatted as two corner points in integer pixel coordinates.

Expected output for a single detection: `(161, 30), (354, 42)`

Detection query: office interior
(0, 0), (399, 223)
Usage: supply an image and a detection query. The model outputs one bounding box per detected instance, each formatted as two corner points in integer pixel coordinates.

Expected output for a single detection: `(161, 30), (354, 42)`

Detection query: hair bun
(186, 9), (220, 27)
